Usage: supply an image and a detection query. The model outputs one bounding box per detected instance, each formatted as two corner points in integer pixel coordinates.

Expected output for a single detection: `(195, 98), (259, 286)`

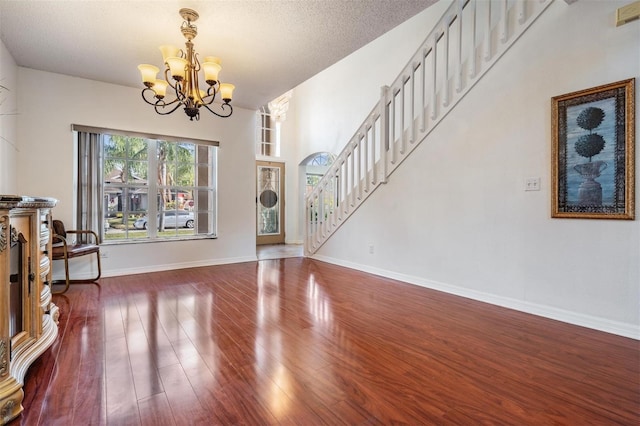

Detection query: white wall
(289, 0), (640, 338)
(0, 39), (18, 193)
(17, 68), (257, 277)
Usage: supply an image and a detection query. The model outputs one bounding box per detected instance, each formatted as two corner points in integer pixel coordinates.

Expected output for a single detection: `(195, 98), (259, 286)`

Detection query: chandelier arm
(201, 102), (233, 118)
(171, 80), (193, 109)
(141, 88), (184, 113)
(153, 102), (184, 116)
(193, 52), (201, 72)
(141, 88), (160, 106)
(155, 97), (182, 107)
(199, 85), (218, 105)
(164, 68), (180, 91)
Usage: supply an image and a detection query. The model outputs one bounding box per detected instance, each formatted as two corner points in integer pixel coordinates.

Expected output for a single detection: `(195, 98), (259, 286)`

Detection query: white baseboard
(311, 254), (640, 340)
(53, 255), (258, 281)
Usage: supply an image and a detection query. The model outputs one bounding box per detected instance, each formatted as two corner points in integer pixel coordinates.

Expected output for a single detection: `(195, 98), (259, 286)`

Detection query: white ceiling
(0, 0), (439, 110)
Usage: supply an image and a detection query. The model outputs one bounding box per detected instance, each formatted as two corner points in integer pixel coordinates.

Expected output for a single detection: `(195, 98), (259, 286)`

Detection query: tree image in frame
(569, 102), (613, 206)
(574, 107), (606, 161)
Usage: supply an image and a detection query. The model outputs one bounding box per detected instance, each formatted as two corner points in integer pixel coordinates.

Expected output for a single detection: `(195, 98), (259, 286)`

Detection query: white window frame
(73, 125), (218, 244)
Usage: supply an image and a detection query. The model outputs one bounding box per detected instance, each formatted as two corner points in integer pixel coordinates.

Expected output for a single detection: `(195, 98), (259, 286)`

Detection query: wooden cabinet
(0, 196), (57, 424)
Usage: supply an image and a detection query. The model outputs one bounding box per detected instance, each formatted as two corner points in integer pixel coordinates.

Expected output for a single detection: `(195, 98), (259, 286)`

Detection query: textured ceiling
(0, 0), (439, 110)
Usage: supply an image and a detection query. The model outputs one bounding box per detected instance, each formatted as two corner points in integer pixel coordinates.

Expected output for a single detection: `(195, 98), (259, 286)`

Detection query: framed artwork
(551, 78), (635, 219)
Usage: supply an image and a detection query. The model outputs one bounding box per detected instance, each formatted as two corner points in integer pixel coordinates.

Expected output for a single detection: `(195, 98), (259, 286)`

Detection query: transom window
(256, 106), (278, 157)
(256, 91), (291, 158)
(74, 126), (218, 243)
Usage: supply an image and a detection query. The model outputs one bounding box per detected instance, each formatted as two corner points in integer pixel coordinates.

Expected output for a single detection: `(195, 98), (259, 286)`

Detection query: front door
(256, 161), (285, 245)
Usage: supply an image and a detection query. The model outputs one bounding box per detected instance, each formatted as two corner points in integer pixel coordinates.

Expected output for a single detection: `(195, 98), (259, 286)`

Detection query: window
(256, 106), (278, 157)
(74, 126), (218, 243)
(256, 91), (291, 158)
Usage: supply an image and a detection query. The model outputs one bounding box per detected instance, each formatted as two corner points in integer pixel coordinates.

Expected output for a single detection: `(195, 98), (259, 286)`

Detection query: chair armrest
(51, 233), (69, 258)
(65, 229), (100, 244)
(52, 233), (69, 248)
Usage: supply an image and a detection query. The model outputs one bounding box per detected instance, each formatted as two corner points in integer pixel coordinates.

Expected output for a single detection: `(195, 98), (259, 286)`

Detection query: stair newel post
(379, 86), (390, 184)
(305, 188), (319, 253)
(311, 205), (316, 246)
(315, 193), (322, 245)
(334, 173), (339, 228)
(304, 197), (310, 253)
(319, 184), (325, 238)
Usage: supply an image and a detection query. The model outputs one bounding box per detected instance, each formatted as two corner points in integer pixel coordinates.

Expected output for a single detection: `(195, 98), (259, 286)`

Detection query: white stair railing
(305, 0), (553, 255)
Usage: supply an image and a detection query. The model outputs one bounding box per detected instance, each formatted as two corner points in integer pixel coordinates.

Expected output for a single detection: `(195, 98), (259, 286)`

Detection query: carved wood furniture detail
(0, 195), (57, 424)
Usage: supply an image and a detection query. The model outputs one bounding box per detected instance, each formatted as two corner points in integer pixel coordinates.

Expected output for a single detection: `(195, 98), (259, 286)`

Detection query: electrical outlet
(368, 244), (374, 254)
(525, 177), (541, 191)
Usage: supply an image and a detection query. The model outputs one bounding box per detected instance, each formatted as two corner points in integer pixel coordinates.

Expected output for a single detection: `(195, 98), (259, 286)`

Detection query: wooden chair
(51, 219), (101, 294)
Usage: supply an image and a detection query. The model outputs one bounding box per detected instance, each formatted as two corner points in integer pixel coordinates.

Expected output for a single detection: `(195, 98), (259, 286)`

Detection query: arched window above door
(300, 152), (336, 197)
(300, 152), (336, 167)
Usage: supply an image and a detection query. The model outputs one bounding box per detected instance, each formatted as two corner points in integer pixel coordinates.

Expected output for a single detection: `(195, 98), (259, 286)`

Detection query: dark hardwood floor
(10, 257), (640, 425)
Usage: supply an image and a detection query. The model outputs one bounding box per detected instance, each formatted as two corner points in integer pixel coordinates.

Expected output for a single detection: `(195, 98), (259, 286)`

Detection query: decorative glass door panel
(257, 161), (285, 245)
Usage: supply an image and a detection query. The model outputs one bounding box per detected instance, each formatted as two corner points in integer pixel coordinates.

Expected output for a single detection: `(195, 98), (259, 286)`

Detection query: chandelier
(137, 8), (235, 121)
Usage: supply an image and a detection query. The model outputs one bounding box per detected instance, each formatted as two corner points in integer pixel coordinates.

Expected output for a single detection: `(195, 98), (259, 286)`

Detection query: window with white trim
(256, 106), (277, 157)
(74, 126), (217, 243)
(256, 91), (291, 158)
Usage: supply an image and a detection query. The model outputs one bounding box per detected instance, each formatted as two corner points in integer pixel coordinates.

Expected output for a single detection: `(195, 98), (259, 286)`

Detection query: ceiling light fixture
(137, 8), (235, 121)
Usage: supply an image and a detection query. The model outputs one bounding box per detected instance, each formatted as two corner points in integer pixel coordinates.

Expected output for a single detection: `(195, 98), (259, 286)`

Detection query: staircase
(305, 0), (553, 255)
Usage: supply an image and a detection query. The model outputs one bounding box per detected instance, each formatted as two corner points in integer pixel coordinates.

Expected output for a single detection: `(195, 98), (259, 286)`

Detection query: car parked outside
(133, 211), (194, 230)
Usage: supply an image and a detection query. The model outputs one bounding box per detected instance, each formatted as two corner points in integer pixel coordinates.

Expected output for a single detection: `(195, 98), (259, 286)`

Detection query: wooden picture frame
(551, 78), (635, 219)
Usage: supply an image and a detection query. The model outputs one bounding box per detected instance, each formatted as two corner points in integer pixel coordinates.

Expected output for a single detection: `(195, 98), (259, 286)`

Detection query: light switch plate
(525, 177), (541, 191)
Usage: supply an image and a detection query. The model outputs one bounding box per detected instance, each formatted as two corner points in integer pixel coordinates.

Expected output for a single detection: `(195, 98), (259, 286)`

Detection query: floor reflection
(256, 243), (304, 260)
(307, 273), (334, 327)
(255, 261), (290, 417)
(28, 258), (636, 424)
